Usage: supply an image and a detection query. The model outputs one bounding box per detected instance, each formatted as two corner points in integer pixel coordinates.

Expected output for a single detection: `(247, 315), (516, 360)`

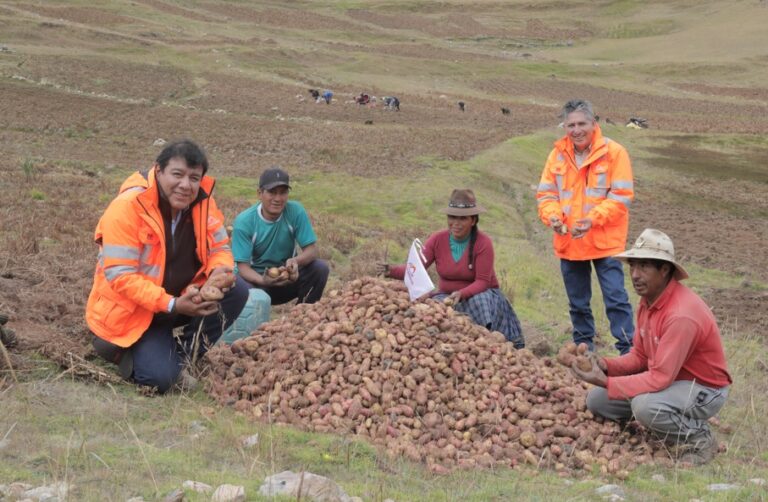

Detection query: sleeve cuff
(167, 297), (176, 313)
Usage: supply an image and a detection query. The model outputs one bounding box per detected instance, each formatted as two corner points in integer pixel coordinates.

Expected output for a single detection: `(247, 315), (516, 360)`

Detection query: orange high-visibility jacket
(536, 125), (634, 261)
(86, 169), (233, 347)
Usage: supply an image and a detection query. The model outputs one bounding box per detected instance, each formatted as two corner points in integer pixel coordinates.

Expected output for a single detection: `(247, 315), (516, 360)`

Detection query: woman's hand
(447, 290), (462, 305)
(416, 289), (437, 302)
(375, 263), (390, 277)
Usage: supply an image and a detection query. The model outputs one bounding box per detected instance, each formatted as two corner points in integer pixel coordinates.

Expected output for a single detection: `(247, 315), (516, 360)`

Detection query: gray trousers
(586, 380), (729, 444)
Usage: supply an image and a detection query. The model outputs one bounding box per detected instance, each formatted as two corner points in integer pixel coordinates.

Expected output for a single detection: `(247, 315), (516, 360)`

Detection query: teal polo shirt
(232, 201), (317, 273)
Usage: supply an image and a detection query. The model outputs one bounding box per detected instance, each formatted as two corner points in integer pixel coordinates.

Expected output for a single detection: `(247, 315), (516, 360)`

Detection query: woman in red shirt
(381, 189), (524, 348)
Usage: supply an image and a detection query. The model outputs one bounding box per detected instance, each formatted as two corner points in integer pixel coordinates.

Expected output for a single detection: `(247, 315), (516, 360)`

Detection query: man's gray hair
(561, 99), (595, 121)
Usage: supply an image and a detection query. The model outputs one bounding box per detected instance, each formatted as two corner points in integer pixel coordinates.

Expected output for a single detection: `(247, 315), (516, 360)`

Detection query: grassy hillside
(0, 0), (766, 500)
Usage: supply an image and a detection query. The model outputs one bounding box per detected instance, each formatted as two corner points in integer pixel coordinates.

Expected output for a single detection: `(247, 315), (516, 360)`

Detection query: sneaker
(677, 433), (718, 466)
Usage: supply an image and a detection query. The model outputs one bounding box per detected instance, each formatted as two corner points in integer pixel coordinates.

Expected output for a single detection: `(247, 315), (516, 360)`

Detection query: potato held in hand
(200, 284), (224, 301)
(267, 267), (281, 278)
(555, 341), (578, 367)
(199, 272), (235, 301)
(207, 271), (235, 290)
(574, 355), (593, 372)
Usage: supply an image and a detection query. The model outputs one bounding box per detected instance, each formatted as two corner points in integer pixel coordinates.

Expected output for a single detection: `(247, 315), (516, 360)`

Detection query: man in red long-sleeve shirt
(571, 229), (731, 466)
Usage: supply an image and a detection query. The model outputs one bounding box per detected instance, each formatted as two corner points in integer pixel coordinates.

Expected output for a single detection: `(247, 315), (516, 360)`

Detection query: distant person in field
(355, 92), (370, 105)
(571, 229), (732, 466)
(382, 96), (400, 111)
(536, 99), (635, 354)
(378, 189), (524, 348)
(308, 89), (320, 101)
(322, 90), (333, 104)
(231, 167), (329, 305)
(86, 140), (248, 393)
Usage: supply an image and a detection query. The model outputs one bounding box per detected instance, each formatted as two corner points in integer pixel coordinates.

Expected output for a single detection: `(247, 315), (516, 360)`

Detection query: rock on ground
(182, 480), (213, 493)
(595, 484), (624, 497)
(211, 484), (246, 502)
(241, 433), (259, 448)
(259, 471), (351, 502)
(707, 483), (739, 491)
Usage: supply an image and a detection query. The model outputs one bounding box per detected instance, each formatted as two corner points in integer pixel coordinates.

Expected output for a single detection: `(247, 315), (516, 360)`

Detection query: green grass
(2, 0), (768, 500)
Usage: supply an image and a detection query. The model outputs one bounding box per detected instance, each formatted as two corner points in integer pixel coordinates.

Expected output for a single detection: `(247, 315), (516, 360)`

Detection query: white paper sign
(404, 238), (434, 301)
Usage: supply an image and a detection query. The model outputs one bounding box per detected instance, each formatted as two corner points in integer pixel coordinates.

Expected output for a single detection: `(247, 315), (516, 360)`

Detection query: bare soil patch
(131, 0), (217, 22)
(673, 83), (768, 101)
(15, 4), (135, 26)
(476, 77), (768, 134)
(199, 4), (363, 32)
(700, 287), (768, 340)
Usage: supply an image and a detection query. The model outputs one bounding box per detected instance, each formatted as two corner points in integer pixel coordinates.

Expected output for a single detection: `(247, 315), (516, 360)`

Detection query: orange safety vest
(85, 169), (233, 347)
(536, 125), (634, 260)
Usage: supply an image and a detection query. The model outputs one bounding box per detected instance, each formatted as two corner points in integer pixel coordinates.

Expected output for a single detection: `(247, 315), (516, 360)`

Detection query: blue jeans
(129, 276), (249, 392)
(560, 257), (634, 354)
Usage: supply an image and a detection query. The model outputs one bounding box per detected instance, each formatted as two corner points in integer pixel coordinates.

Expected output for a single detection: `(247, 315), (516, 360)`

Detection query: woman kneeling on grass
(379, 189), (525, 348)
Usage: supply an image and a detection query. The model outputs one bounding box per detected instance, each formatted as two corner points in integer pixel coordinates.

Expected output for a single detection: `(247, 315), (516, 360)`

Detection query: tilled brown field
(0, 0), (766, 391)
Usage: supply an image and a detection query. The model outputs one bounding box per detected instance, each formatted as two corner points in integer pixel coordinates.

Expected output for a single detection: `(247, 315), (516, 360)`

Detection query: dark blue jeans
(129, 276), (249, 392)
(257, 259), (329, 305)
(560, 257), (634, 354)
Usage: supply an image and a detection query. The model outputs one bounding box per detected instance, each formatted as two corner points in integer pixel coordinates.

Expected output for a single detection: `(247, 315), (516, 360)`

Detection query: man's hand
(208, 266), (235, 292)
(571, 358), (608, 387)
(176, 286), (219, 317)
(375, 263), (390, 277)
(285, 258), (300, 283)
(261, 270), (292, 287)
(588, 351), (608, 372)
(571, 218), (592, 239)
(549, 216), (568, 235)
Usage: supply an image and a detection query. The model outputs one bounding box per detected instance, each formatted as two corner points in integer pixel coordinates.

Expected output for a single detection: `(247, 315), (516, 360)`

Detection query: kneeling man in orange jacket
(86, 140), (248, 393)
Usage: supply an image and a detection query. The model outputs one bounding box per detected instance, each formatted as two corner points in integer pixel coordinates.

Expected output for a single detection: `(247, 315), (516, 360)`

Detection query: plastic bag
(404, 238), (434, 301)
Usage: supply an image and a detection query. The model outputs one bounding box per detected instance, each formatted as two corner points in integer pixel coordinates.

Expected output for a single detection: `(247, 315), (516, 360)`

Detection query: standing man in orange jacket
(86, 140), (248, 392)
(536, 100), (635, 354)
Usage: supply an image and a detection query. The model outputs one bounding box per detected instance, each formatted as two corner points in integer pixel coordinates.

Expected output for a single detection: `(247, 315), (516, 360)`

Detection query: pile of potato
(205, 277), (664, 475)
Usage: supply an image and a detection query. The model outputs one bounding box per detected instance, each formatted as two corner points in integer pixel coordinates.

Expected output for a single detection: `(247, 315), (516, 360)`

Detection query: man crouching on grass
(87, 140), (248, 393)
(570, 228), (731, 466)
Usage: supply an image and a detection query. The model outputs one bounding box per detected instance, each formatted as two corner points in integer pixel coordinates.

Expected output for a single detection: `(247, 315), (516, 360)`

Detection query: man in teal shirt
(232, 168), (329, 304)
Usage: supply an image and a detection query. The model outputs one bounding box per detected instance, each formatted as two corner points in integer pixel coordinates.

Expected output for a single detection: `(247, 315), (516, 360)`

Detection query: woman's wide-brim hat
(614, 228), (689, 280)
(440, 189), (487, 216)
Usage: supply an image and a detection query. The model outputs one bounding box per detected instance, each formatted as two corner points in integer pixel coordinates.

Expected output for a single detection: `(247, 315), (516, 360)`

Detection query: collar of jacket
(554, 123), (608, 166)
(118, 168), (214, 207)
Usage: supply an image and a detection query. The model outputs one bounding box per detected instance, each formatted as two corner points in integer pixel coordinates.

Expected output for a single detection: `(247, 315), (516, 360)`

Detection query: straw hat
(614, 228), (688, 280)
(440, 189), (487, 217)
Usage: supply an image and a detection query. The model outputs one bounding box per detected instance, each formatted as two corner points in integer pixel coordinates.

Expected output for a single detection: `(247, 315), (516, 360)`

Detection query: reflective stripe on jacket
(536, 125), (634, 260)
(85, 169), (233, 347)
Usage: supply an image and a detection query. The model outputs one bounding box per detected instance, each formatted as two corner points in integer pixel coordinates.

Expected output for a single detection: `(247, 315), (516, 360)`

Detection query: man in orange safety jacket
(86, 140), (248, 392)
(536, 99), (635, 354)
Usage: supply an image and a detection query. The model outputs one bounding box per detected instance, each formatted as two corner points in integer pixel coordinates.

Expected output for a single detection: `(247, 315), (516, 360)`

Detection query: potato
(575, 356), (592, 372)
(267, 267), (281, 278)
(200, 284), (224, 301)
(207, 271), (235, 290)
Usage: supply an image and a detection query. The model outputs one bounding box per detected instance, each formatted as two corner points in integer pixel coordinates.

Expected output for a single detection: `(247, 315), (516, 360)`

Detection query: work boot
(174, 367), (199, 392)
(677, 433), (719, 466)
